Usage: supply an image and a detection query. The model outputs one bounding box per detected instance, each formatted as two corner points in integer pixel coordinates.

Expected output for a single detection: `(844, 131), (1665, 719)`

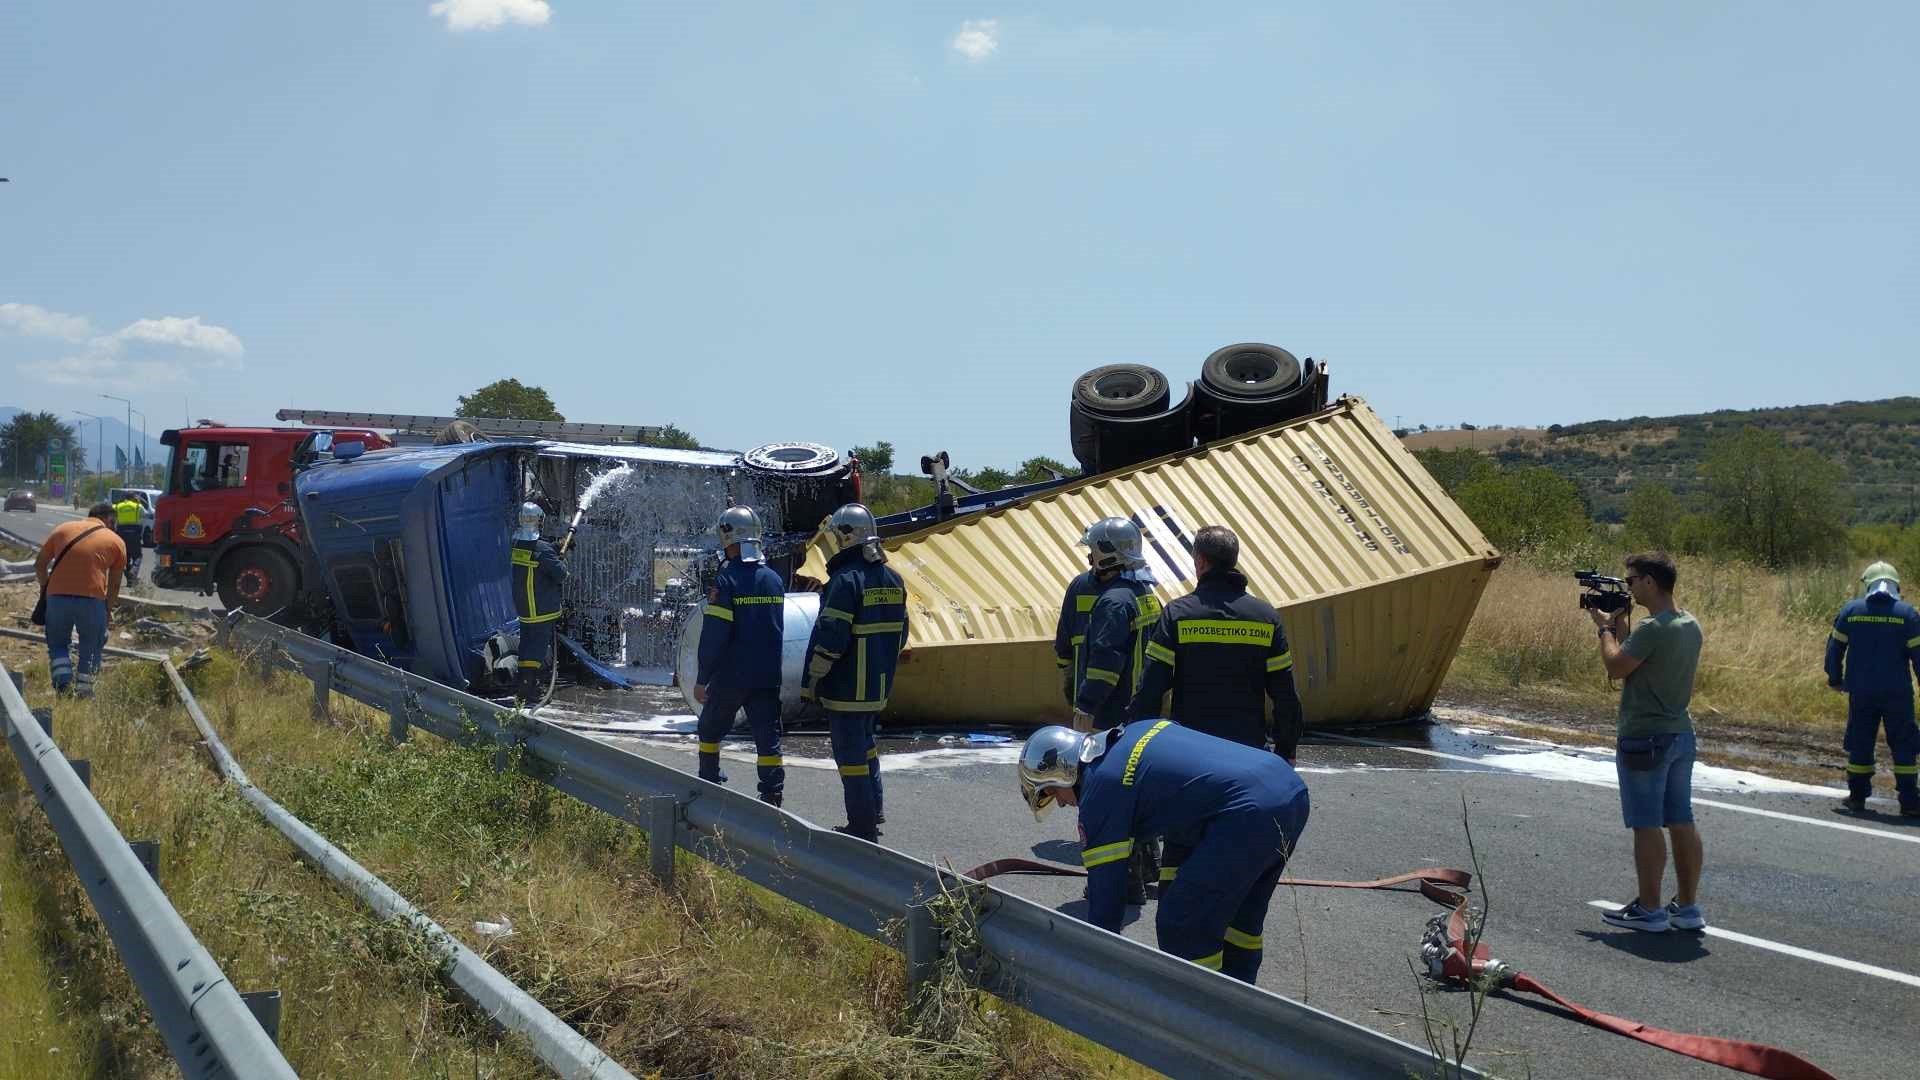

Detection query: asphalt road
(0, 503), (217, 607)
(568, 701), (1918, 1080)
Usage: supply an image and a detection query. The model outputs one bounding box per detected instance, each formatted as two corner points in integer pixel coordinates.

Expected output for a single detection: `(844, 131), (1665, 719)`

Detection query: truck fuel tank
(674, 591), (819, 720)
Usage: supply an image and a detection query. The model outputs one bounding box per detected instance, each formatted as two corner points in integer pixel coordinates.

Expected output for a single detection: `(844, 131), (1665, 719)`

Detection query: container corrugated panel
(829, 397), (1500, 726)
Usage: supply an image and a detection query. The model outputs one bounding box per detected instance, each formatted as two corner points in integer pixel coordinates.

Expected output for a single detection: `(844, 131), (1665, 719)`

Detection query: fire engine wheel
(217, 547), (298, 618)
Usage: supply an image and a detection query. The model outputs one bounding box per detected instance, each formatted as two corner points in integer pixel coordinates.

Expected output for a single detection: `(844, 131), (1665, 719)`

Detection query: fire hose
(960, 858), (1835, 1080)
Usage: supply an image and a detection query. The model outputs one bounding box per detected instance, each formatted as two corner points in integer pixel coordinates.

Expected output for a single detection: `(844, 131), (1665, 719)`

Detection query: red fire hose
(960, 859), (1835, 1080)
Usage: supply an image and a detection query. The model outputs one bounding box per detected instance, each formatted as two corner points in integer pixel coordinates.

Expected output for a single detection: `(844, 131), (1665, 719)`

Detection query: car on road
(3, 488), (35, 513)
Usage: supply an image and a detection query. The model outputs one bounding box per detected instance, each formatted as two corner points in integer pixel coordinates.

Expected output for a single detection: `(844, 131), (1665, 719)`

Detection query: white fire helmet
(514, 502), (544, 542)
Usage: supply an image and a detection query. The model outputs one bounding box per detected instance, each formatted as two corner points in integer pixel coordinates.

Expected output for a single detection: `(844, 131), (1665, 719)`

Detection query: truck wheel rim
(237, 566), (272, 602)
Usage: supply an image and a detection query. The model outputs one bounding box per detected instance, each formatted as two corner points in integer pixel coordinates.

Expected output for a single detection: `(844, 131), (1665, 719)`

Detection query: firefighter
(1825, 561), (1920, 816)
(693, 506), (787, 806)
(801, 503), (907, 841)
(1018, 721), (1310, 983)
(1054, 516), (1163, 901)
(510, 502), (568, 701)
(113, 494), (143, 586)
(1129, 525), (1305, 888)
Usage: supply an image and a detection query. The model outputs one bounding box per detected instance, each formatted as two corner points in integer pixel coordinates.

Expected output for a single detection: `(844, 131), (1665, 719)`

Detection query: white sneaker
(1601, 900), (1670, 932)
(1665, 900), (1706, 931)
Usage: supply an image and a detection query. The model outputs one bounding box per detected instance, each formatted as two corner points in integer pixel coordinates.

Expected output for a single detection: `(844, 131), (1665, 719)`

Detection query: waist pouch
(1617, 734), (1676, 772)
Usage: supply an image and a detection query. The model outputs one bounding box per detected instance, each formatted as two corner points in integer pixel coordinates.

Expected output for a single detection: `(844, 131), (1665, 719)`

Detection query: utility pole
(131, 408), (146, 486)
(77, 411), (105, 497)
(100, 393), (131, 485)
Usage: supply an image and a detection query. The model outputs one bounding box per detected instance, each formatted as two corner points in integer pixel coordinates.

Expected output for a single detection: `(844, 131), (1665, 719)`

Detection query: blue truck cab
(295, 441), (522, 688)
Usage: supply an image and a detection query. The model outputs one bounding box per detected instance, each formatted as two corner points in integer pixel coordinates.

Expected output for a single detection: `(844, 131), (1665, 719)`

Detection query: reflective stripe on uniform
(1193, 952), (1224, 971)
(838, 763), (870, 777)
(866, 747), (879, 759)
(1144, 641), (1176, 666)
(757, 755), (783, 767)
(1846, 763), (1876, 774)
(1908, 635), (1920, 649)
(698, 741), (722, 753)
(862, 587), (904, 605)
(1158, 866), (1178, 883)
(1084, 667), (1120, 685)
(518, 659), (542, 669)
(853, 621), (903, 635)
(1076, 595), (1097, 613)
(704, 604), (734, 621)
(1082, 840), (1134, 868)
(1830, 630), (1848, 643)
(821, 607), (855, 622)
(1055, 656), (1071, 668)
(1176, 619), (1274, 646)
(1224, 927), (1264, 951)
(1265, 651), (1293, 672)
(820, 698), (886, 712)
(1133, 594), (1162, 629)
(1894, 765), (1919, 775)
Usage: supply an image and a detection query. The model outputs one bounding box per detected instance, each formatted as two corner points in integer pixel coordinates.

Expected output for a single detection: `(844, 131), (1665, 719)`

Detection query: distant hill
(1402, 398), (1920, 524)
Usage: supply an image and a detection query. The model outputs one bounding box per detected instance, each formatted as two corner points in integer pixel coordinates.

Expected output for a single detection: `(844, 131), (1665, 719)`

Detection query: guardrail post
(129, 840), (160, 884)
(386, 692), (411, 744)
(308, 662), (333, 722)
(6, 671), (20, 695)
(69, 758), (91, 790)
(242, 989), (283, 1046)
(644, 796), (677, 890)
(905, 902), (940, 1005)
(33, 707), (51, 737)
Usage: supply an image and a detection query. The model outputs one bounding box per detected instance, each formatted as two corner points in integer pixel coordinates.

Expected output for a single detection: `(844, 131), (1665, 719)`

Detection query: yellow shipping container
(802, 396), (1502, 727)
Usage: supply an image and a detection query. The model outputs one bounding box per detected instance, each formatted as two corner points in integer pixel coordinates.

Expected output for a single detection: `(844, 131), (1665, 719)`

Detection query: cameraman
(1590, 551), (1706, 933)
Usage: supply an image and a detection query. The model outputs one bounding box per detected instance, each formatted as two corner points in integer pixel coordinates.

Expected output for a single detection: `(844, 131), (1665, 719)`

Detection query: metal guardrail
(0, 664), (298, 1080)
(157, 660), (637, 1080)
(227, 614), (1480, 1080)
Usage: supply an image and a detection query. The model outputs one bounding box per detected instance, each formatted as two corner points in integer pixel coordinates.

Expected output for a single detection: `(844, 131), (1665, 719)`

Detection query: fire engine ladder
(275, 410), (663, 445)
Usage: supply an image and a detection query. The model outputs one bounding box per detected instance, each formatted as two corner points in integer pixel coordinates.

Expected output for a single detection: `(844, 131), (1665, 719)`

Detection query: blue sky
(3, 2), (1915, 467)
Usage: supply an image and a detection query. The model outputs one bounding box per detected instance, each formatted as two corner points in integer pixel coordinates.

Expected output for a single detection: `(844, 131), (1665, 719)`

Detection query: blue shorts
(1616, 731), (1696, 829)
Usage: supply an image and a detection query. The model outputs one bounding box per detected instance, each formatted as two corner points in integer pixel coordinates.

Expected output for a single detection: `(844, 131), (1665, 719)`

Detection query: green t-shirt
(1617, 609), (1703, 737)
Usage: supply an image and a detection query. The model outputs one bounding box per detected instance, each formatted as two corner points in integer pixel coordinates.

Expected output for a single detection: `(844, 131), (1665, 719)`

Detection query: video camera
(1574, 570), (1632, 614)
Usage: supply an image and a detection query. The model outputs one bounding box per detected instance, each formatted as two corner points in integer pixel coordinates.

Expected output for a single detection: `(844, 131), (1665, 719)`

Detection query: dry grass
(1399, 428), (1546, 452)
(1, 652), (1156, 1079)
(1447, 556), (1857, 741)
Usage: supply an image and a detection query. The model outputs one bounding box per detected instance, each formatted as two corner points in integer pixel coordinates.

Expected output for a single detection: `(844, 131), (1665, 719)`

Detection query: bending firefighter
(801, 504), (908, 841)
(693, 506), (787, 806)
(1825, 561), (1920, 816)
(510, 502), (569, 701)
(1018, 722), (1310, 983)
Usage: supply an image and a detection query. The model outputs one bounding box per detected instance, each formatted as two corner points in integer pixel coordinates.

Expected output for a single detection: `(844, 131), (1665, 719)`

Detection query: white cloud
(952, 19), (1000, 63)
(5, 303), (246, 391)
(429, 0), (552, 32)
(0, 302), (95, 342)
(112, 315), (244, 358)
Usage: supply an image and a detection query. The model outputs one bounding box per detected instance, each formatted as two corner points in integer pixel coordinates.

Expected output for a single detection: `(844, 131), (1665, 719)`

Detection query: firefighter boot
(1837, 767), (1872, 814)
(1897, 770), (1919, 817)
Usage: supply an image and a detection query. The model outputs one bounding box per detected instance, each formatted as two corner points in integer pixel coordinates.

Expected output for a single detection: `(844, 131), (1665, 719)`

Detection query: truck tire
(1072, 364), (1170, 418)
(1200, 343), (1301, 400)
(217, 546), (299, 619)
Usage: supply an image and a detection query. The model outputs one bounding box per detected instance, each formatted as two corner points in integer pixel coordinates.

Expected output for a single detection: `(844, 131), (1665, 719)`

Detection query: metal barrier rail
(0, 664), (298, 1080)
(227, 614), (1479, 1080)
(157, 660), (637, 1080)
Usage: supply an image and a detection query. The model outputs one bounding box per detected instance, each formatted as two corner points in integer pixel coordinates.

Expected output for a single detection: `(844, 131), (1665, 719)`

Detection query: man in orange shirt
(35, 503), (126, 697)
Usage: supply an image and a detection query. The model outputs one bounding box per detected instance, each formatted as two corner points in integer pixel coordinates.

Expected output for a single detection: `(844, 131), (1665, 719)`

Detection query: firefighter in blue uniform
(1056, 516), (1162, 899)
(1018, 722), (1310, 983)
(802, 504), (908, 841)
(1129, 524), (1305, 888)
(510, 502), (569, 701)
(694, 506), (788, 806)
(1825, 561), (1920, 816)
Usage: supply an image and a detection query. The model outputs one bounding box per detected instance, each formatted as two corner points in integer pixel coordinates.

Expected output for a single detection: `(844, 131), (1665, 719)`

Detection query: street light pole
(100, 393), (131, 485)
(130, 408), (146, 486)
(76, 410), (105, 497)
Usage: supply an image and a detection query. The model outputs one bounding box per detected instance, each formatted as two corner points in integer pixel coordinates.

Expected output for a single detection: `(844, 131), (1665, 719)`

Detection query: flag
(115, 446), (127, 470)
(135, 446), (144, 469)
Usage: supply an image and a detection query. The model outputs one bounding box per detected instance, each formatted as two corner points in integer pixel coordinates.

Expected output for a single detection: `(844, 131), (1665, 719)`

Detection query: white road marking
(1585, 901), (1920, 988)
(1323, 733), (1920, 846)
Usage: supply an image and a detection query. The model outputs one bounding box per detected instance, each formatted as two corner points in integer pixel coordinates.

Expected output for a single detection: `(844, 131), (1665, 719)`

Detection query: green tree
(1455, 466), (1589, 553)
(456, 379), (564, 421)
(1, 411), (80, 482)
(964, 467), (1015, 491)
(1013, 456), (1072, 482)
(1623, 483), (1681, 550)
(1414, 447), (1499, 494)
(638, 423), (699, 450)
(1700, 428), (1848, 565)
(849, 441), (895, 475)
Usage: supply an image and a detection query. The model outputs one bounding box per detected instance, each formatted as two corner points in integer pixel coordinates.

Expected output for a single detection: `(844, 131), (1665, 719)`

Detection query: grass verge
(1446, 556), (1859, 747)
(3, 652), (1157, 1079)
